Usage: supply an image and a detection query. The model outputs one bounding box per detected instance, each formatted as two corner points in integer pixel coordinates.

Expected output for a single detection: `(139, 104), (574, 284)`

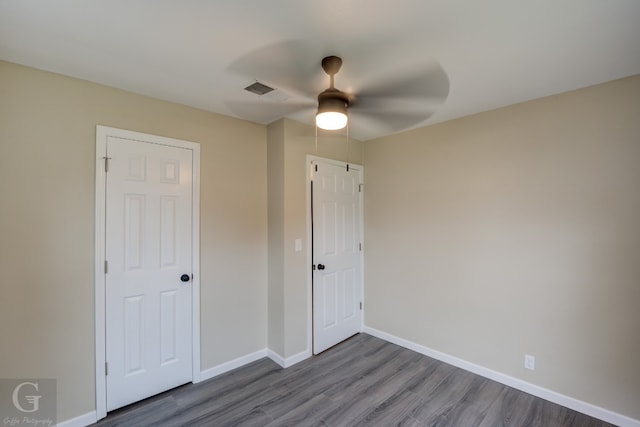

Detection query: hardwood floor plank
(410, 369), (479, 423)
(396, 415), (428, 427)
(425, 376), (508, 427)
(95, 395), (178, 427)
(92, 334), (616, 427)
(352, 389), (423, 427)
(324, 347), (417, 402)
(318, 353), (425, 425)
(168, 369), (284, 426)
(264, 394), (337, 427)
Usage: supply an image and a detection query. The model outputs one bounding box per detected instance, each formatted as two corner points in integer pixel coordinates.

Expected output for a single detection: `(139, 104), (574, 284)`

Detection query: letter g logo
(12, 381), (41, 413)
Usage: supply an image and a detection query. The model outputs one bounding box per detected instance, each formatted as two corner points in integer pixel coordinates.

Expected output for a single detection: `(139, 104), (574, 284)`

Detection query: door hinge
(315, 164), (318, 172)
(360, 302), (363, 310)
(359, 183), (363, 193)
(346, 164), (350, 172)
(103, 156), (112, 173)
(104, 260), (108, 274)
(105, 362), (108, 376)
(359, 242), (362, 251)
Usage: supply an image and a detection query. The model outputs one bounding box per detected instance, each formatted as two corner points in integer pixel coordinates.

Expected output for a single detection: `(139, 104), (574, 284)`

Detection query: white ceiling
(1, 0), (639, 141)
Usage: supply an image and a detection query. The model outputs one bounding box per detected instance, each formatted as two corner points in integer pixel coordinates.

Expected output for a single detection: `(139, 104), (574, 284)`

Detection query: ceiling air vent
(244, 81), (275, 96)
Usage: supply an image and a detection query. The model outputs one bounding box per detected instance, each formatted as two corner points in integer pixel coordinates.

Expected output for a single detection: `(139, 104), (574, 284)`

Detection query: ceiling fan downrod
(321, 55), (343, 89)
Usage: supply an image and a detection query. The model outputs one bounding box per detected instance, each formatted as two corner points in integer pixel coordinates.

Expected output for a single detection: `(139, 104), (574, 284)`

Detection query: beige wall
(268, 118), (364, 358)
(0, 60), (268, 421)
(363, 75), (640, 419)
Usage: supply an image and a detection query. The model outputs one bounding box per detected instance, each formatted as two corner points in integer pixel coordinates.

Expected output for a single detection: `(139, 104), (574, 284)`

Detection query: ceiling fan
(227, 41), (450, 140)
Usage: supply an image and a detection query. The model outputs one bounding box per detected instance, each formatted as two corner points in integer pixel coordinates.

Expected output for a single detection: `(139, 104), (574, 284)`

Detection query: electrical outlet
(524, 354), (535, 371)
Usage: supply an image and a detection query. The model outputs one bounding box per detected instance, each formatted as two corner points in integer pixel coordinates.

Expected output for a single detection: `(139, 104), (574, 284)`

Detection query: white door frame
(94, 126), (201, 420)
(306, 155), (364, 355)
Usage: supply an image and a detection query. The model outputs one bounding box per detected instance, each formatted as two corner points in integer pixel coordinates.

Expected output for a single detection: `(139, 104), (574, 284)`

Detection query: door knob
(180, 274), (191, 282)
(317, 264), (325, 270)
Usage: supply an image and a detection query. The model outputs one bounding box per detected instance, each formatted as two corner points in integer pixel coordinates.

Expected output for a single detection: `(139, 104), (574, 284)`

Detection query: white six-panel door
(105, 136), (193, 411)
(312, 160), (363, 354)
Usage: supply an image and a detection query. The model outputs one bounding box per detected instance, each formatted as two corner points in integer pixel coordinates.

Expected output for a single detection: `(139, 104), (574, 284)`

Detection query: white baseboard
(363, 326), (640, 427)
(283, 349), (311, 367)
(267, 349), (286, 368)
(267, 348), (311, 368)
(56, 411), (97, 427)
(199, 348), (268, 382)
(200, 346), (311, 381)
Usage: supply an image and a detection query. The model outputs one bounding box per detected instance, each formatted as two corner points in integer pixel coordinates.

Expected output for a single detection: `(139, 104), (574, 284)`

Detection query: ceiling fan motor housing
(317, 88), (349, 115)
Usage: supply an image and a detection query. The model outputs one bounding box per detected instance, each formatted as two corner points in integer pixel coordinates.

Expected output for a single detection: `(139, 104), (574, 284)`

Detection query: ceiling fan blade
(348, 110), (435, 140)
(345, 113), (399, 142)
(346, 60), (448, 139)
(353, 59), (449, 103)
(228, 39), (329, 99)
(225, 99), (315, 125)
(352, 96), (445, 114)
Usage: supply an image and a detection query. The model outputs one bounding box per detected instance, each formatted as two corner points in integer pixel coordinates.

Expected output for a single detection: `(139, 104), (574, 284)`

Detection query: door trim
(94, 126), (201, 420)
(306, 155), (364, 355)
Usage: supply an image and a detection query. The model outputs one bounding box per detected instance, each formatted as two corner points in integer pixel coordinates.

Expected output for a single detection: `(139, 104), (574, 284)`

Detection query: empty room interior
(0, 1), (639, 426)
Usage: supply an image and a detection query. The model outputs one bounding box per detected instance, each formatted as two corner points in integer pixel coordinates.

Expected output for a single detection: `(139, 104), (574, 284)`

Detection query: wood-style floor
(93, 333), (614, 427)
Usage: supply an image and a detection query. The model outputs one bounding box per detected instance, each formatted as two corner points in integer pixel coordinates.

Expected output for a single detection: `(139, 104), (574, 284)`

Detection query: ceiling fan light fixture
(316, 95), (348, 130)
(316, 111), (348, 130)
